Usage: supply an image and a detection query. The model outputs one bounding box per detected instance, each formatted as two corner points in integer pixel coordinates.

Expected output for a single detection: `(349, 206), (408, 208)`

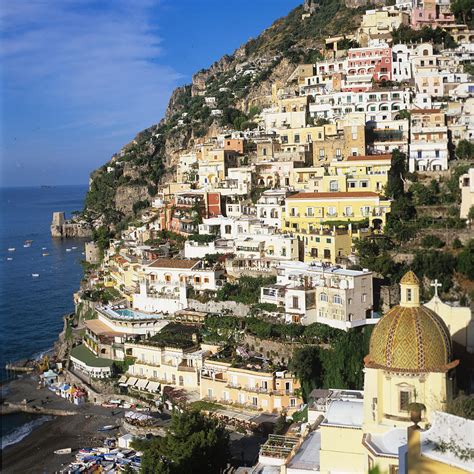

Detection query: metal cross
(430, 279), (442, 297)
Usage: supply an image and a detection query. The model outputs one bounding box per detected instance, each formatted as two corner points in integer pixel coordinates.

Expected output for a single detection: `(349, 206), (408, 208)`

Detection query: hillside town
(34, 0), (474, 472)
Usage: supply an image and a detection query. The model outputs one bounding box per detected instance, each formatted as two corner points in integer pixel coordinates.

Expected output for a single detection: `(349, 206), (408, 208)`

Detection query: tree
(451, 0), (474, 25)
(289, 346), (324, 401)
(457, 239), (474, 279)
(136, 410), (230, 474)
(421, 234), (445, 249)
(385, 149), (407, 199)
(455, 140), (474, 160)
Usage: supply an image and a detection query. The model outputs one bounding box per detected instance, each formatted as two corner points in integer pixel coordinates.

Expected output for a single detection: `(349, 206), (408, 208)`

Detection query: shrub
(421, 234), (445, 249)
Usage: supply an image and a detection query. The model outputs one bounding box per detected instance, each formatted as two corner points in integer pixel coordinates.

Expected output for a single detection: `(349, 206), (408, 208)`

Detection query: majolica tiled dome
(365, 272), (454, 373)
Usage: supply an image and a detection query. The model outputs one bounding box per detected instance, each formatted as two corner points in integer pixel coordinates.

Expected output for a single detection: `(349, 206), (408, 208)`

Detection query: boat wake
(1, 415), (52, 450)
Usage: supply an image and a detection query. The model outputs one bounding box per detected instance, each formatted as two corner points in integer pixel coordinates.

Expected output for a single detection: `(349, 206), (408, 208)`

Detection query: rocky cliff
(51, 212), (93, 238)
(83, 0), (362, 237)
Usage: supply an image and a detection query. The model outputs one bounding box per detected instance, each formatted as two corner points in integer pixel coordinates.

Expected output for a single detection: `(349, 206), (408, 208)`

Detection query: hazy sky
(1, 0), (301, 187)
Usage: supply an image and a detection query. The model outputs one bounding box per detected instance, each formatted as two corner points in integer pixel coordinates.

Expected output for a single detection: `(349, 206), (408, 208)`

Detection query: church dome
(365, 272), (454, 373)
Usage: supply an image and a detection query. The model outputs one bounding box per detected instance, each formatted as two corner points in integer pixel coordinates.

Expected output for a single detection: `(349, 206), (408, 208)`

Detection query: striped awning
(127, 377), (138, 387)
(135, 378), (149, 390)
(147, 381), (160, 393)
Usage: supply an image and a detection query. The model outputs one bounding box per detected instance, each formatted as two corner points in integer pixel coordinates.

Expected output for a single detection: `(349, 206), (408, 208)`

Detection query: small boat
(66, 248), (72, 252)
(23, 244), (31, 248)
(8, 248), (15, 252)
(42, 253), (50, 256)
(54, 448), (72, 455)
(32, 273), (40, 277)
(7, 257), (13, 261)
(97, 425), (118, 432)
(24, 240), (33, 247)
(42, 247), (47, 250)
(72, 246), (77, 250)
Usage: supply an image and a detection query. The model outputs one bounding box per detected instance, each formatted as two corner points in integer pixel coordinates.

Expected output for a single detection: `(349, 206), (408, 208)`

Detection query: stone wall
(241, 334), (303, 365)
(187, 299), (251, 318)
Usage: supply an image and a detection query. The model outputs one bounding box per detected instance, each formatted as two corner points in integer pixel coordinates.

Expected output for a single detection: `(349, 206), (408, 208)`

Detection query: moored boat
(54, 448), (72, 455)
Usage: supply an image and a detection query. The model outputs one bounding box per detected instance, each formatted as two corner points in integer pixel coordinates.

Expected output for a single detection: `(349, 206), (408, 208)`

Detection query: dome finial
(400, 270), (420, 307)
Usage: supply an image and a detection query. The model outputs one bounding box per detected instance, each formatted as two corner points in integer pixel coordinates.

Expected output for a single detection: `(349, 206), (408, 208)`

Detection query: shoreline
(1, 375), (125, 473)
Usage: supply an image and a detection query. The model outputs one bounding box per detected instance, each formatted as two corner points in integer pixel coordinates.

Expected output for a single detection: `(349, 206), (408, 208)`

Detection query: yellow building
(283, 191), (391, 231)
(319, 271), (459, 474)
(298, 225), (371, 264)
(200, 354), (303, 415)
(291, 154), (392, 194)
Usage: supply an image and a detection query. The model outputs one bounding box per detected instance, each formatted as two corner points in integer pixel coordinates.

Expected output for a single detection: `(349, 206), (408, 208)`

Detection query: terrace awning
(147, 381), (160, 393)
(135, 378), (149, 390)
(127, 377), (138, 387)
(118, 375), (128, 384)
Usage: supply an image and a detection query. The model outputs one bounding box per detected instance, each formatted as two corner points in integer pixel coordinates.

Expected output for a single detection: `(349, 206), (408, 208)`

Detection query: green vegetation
(392, 25), (457, 48)
(216, 275), (277, 305)
(289, 326), (373, 400)
(188, 234), (217, 244)
(457, 240), (474, 279)
(451, 0), (474, 27)
(132, 410), (230, 474)
(421, 234), (445, 249)
(446, 394), (474, 420)
(149, 323), (199, 349)
(82, 286), (121, 304)
(456, 139), (474, 160)
(113, 357), (135, 375)
(203, 314), (346, 345)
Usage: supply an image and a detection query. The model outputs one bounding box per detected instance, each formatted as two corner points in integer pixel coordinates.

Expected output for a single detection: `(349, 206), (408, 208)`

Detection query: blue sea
(0, 185), (88, 448)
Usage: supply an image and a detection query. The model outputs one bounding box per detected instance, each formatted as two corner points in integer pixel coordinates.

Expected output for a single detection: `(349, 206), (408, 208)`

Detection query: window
(294, 134), (300, 144)
(324, 249), (331, 259)
(407, 288), (412, 301)
(223, 391), (229, 401)
(345, 206), (353, 216)
(333, 295), (342, 304)
(327, 206), (336, 216)
(399, 390), (410, 411)
(290, 398), (296, 408)
(263, 147), (267, 156)
(252, 397), (258, 407)
(204, 277), (209, 283)
(208, 388), (213, 398)
(329, 181), (338, 192)
(320, 293), (328, 302)
(362, 293), (367, 302)
(319, 148), (325, 158)
(311, 248), (318, 257)
(307, 207), (314, 217)
(292, 296), (299, 309)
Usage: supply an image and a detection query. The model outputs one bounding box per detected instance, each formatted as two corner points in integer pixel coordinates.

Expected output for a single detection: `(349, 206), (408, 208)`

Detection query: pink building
(347, 44), (392, 83)
(411, 0), (455, 30)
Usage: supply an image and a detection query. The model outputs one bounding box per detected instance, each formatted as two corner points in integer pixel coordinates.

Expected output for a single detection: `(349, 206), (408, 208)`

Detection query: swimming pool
(110, 308), (161, 320)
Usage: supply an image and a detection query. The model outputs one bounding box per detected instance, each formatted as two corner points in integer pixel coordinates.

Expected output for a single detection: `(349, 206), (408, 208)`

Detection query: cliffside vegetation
(83, 0), (363, 237)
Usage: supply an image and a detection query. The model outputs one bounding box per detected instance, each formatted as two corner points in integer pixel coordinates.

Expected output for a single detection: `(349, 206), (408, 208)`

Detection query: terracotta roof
(410, 109), (442, 114)
(287, 191), (380, 200)
(149, 258), (199, 269)
(346, 154), (392, 161)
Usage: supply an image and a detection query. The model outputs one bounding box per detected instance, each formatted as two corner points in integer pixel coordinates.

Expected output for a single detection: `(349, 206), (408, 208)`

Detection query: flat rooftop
(287, 431), (321, 472)
(70, 344), (113, 368)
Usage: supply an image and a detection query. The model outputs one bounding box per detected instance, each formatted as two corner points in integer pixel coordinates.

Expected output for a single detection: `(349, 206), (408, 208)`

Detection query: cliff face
(83, 0), (361, 234)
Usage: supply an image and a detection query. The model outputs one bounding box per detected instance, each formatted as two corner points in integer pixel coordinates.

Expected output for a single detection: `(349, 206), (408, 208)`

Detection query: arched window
(333, 295), (342, 304)
(320, 293), (328, 302)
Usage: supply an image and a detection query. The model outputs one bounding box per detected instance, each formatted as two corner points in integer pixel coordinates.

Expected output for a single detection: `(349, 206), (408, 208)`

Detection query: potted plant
(407, 402), (426, 425)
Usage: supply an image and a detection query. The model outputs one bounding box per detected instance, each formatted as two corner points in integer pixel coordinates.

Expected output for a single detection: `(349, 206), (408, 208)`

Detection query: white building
(255, 189), (288, 229)
(260, 261), (375, 329)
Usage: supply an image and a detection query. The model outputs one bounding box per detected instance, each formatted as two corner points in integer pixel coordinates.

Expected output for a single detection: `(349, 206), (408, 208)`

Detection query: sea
(0, 185), (88, 449)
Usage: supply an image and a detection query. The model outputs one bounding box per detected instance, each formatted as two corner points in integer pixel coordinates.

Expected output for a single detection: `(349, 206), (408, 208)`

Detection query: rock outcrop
(51, 212), (93, 238)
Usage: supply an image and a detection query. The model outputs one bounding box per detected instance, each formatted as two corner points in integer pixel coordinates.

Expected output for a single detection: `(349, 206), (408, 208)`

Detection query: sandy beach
(1, 375), (125, 473)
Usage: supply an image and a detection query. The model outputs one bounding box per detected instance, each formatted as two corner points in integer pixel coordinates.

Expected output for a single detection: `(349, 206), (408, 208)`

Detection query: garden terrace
(146, 323), (200, 350)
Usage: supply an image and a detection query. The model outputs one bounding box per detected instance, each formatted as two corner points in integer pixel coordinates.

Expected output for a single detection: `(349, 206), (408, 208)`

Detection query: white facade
(260, 262), (375, 330)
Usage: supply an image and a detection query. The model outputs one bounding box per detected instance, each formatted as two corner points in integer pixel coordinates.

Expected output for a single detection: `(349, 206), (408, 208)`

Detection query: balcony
(244, 385), (271, 394)
(178, 363), (196, 373)
(226, 382), (241, 389)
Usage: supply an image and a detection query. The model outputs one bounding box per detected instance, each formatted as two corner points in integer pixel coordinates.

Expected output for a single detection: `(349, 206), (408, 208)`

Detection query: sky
(1, 0), (301, 187)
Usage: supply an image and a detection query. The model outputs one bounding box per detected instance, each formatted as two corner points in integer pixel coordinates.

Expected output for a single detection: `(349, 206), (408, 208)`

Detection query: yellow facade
(291, 155), (391, 194)
(319, 273), (459, 474)
(200, 360), (303, 414)
(319, 425), (366, 474)
(283, 191), (391, 231)
(299, 226), (371, 264)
